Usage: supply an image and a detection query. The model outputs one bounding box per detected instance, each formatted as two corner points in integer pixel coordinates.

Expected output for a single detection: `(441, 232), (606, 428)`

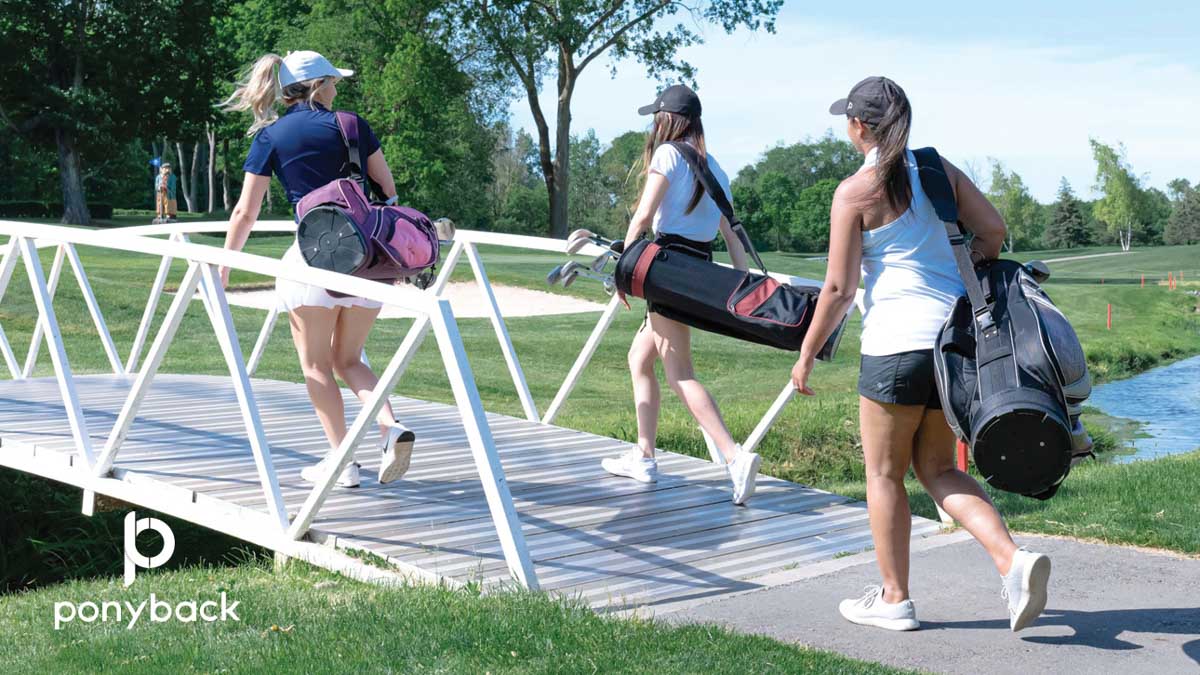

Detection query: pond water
(1089, 354), (1200, 462)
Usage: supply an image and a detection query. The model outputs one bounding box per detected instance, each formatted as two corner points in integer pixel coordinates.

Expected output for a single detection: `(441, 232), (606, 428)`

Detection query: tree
(732, 132), (859, 251)
(568, 129), (609, 235)
(986, 160), (1041, 252)
(1090, 139), (1147, 251)
(1164, 180), (1200, 245)
(789, 178), (838, 252)
(0, 0), (223, 224)
(1043, 178), (1091, 249)
(460, 0), (783, 237)
(598, 130), (646, 235)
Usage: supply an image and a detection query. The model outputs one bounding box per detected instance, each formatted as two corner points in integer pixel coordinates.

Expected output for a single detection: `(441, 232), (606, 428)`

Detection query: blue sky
(508, 2), (1198, 201)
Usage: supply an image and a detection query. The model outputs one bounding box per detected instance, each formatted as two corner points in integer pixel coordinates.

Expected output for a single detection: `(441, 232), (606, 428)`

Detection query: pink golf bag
(295, 111), (439, 289)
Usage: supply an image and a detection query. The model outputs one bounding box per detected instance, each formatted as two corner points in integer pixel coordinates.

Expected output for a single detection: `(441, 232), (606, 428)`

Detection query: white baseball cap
(279, 50), (353, 87)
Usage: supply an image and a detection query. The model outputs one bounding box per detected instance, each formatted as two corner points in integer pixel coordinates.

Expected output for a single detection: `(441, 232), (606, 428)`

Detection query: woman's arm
(943, 158), (1006, 261)
(718, 217), (749, 271)
(623, 172), (669, 249)
(220, 172), (271, 286)
(366, 149), (397, 201)
(791, 180), (864, 394)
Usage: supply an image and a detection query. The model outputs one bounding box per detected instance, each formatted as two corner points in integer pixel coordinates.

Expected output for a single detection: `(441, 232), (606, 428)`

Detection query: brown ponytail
(867, 79), (912, 212)
(641, 111), (707, 214)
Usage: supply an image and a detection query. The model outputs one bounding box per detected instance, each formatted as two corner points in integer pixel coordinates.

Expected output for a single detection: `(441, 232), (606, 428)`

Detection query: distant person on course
(789, 76), (1051, 632)
(602, 84), (763, 505)
(219, 50), (414, 489)
(155, 163), (177, 222)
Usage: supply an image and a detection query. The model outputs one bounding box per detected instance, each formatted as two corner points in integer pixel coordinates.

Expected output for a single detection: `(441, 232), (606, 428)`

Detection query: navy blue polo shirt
(243, 102), (381, 205)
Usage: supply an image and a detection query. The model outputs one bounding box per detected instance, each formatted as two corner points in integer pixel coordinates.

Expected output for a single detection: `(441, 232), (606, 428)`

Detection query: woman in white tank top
(790, 77), (1052, 633)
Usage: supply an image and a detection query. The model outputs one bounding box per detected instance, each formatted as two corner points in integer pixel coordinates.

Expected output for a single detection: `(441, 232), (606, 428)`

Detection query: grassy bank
(0, 563), (909, 674)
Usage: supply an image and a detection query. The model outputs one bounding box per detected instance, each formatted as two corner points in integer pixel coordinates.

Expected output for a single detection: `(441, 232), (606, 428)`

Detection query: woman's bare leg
(911, 409), (1018, 575)
(859, 396), (925, 603)
(289, 306), (346, 450)
(330, 305), (397, 436)
(648, 312), (739, 462)
(628, 321), (661, 458)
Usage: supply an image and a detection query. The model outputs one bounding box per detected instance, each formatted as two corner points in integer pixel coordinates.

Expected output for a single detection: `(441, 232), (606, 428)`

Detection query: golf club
(546, 263), (566, 286)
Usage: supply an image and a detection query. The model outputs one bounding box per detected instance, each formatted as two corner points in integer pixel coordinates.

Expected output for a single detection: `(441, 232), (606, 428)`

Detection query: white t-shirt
(647, 143), (732, 242)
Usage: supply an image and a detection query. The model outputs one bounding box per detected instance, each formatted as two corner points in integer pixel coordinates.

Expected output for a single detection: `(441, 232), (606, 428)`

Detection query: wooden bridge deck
(0, 374), (943, 610)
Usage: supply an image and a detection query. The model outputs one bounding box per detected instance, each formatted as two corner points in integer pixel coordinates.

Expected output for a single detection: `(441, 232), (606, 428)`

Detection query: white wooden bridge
(0, 220), (942, 610)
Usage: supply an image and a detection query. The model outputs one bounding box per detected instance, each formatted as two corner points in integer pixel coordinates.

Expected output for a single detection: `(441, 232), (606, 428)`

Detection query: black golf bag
(915, 147), (1094, 499)
(614, 142), (842, 358)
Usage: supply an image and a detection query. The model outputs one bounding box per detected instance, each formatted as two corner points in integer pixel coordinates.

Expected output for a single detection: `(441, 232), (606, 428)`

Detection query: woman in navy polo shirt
(220, 51), (414, 489)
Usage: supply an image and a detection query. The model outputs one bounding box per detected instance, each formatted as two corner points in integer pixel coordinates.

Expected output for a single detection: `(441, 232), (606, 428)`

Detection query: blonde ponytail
(221, 53), (284, 136)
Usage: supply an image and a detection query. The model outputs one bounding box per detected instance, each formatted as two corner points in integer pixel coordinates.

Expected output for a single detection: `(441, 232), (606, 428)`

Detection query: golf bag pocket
(729, 275), (812, 327)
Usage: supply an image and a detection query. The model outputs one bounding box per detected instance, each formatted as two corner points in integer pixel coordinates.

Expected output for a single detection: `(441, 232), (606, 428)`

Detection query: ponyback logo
(124, 512), (175, 586)
(52, 511), (241, 630)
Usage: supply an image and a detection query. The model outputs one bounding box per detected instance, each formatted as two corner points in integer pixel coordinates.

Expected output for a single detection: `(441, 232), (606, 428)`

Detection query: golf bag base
(296, 205), (369, 276)
(615, 238), (820, 353)
(970, 390), (1074, 500)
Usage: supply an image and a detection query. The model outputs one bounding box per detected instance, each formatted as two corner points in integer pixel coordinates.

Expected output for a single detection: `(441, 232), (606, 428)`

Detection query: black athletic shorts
(644, 233), (713, 317)
(857, 349), (943, 409)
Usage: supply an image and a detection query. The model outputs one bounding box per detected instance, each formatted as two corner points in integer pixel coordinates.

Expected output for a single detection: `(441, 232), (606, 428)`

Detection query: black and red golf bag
(614, 142), (842, 358)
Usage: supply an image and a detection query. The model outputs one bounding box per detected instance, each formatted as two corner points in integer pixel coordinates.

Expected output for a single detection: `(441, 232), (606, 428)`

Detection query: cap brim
(336, 68), (354, 78)
(637, 102), (659, 116)
(828, 98), (850, 115)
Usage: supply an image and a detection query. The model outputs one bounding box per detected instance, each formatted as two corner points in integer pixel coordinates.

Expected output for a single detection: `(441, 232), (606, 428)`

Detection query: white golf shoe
(601, 449), (658, 483)
(1002, 548), (1051, 632)
(838, 585), (920, 631)
(301, 458), (360, 488)
(728, 446), (762, 505)
(379, 422), (416, 484)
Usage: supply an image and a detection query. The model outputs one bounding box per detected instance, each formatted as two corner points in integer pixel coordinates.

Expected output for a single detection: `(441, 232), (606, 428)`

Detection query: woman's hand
(617, 289), (631, 310)
(790, 354), (816, 396)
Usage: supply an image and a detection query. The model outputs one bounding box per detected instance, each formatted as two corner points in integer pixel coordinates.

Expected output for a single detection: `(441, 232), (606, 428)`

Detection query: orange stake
(1107, 303), (1112, 329)
(1141, 274), (1145, 287)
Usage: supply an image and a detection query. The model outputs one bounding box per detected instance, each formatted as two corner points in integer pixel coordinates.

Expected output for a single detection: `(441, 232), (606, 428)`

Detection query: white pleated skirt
(275, 242), (383, 312)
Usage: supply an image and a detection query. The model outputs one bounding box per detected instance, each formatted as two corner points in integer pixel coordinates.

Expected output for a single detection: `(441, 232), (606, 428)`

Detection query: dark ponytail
(867, 79), (912, 212)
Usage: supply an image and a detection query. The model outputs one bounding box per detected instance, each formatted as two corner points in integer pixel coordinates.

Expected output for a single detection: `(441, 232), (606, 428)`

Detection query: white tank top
(858, 148), (966, 356)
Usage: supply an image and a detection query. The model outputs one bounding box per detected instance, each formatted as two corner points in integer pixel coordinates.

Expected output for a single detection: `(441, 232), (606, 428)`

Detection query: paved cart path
(665, 533), (1200, 675)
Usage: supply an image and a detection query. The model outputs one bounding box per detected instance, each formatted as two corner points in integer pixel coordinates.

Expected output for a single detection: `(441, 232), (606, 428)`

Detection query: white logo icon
(124, 512), (175, 587)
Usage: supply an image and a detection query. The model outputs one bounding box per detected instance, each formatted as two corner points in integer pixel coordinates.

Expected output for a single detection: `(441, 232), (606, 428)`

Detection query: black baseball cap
(638, 84), (702, 117)
(829, 76), (897, 125)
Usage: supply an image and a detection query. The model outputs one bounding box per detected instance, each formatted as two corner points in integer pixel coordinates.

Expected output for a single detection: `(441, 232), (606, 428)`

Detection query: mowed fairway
(2, 228), (1199, 541)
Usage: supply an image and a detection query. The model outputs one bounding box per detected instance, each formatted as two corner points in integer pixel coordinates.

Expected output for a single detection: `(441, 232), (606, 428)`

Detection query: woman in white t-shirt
(600, 85), (763, 505)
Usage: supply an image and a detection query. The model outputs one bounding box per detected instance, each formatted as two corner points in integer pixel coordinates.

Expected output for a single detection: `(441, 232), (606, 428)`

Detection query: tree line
(2, 0), (1195, 251)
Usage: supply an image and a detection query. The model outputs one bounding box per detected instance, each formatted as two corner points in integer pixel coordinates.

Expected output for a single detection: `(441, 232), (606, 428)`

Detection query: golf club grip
(610, 240), (625, 254)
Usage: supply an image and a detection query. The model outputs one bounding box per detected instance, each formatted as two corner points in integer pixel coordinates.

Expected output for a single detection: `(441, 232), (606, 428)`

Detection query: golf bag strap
(665, 141), (768, 275)
(912, 146), (995, 333)
(334, 111), (369, 197)
(631, 242), (661, 298)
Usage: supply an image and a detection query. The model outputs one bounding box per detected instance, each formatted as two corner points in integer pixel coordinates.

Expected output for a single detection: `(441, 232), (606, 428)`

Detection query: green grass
(0, 563), (911, 674)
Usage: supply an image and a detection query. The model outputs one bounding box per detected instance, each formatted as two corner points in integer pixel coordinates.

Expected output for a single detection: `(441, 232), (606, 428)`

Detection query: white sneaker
(379, 423), (416, 484)
(301, 458), (361, 488)
(601, 449), (658, 483)
(1002, 548), (1051, 632)
(839, 585), (920, 631)
(728, 446), (762, 505)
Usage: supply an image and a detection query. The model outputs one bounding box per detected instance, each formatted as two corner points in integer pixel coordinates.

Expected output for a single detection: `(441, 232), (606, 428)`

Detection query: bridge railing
(0, 220), (537, 589)
(0, 218), (861, 588)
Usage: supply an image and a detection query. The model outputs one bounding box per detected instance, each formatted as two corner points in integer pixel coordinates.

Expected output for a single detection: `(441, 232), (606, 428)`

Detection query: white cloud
(507, 17), (1198, 201)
